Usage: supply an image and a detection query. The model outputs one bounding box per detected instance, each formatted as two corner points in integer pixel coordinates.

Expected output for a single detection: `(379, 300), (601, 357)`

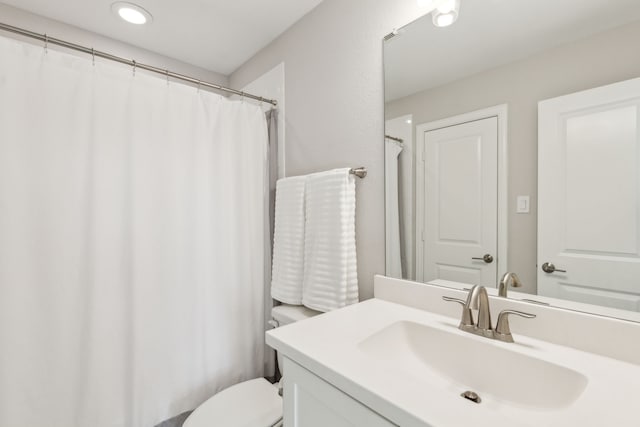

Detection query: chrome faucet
(443, 285), (493, 338)
(466, 285), (493, 337)
(443, 285), (536, 343)
(498, 272), (523, 297)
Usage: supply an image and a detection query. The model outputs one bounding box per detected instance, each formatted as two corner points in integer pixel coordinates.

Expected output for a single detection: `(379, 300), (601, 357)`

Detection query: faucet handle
(442, 296), (474, 328)
(495, 310), (536, 343)
(442, 296), (465, 305)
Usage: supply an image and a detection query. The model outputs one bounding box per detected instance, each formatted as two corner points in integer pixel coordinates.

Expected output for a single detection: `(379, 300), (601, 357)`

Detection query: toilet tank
(271, 304), (321, 375)
(271, 304), (321, 327)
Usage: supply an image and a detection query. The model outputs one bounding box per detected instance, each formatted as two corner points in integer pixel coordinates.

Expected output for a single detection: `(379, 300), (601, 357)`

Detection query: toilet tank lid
(271, 304), (321, 325)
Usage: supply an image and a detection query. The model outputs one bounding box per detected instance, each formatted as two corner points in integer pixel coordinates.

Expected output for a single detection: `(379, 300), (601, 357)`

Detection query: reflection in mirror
(385, 116), (413, 279)
(384, 0), (640, 321)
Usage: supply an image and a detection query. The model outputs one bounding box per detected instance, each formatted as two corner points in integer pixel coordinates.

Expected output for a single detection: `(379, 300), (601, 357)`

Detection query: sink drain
(461, 390), (482, 404)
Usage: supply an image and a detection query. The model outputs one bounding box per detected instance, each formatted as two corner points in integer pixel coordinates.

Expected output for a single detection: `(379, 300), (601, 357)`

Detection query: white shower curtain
(385, 139), (404, 278)
(0, 36), (268, 427)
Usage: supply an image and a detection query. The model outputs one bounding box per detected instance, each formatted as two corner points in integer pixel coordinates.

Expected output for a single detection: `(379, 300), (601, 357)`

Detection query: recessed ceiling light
(111, 2), (153, 25)
(431, 0), (460, 28)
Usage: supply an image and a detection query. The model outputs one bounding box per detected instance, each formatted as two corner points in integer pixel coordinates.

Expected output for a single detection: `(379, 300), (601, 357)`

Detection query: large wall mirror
(384, 0), (640, 321)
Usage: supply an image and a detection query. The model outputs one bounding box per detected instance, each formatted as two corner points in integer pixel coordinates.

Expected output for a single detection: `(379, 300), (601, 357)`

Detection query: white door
(538, 77), (640, 311)
(417, 117), (498, 286)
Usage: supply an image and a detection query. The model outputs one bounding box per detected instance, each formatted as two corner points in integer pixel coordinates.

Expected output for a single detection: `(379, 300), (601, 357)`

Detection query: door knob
(472, 254), (494, 264)
(541, 262), (566, 274)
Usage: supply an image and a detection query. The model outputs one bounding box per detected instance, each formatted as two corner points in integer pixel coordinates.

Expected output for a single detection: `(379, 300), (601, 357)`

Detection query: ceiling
(385, 0), (640, 101)
(0, 0), (324, 75)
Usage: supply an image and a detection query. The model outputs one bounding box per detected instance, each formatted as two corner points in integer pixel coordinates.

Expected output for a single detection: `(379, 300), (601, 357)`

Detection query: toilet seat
(183, 378), (282, 427)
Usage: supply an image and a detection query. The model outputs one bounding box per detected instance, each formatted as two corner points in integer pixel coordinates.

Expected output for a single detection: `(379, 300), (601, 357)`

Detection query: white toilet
(184, 304), (321, 427)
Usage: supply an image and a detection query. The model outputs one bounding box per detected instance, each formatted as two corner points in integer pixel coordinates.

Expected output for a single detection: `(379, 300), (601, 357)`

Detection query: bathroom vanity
(266, 276), (640, 427)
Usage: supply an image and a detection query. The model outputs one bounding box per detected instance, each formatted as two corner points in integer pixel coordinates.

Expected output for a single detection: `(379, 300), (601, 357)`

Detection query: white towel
(302, 168), (358, 312)
(271, 176), (307, 304)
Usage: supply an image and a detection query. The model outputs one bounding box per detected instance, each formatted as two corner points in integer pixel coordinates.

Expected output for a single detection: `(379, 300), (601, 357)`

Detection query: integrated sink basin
(358, 320), (588, 410)
(267, 297), (640, 426)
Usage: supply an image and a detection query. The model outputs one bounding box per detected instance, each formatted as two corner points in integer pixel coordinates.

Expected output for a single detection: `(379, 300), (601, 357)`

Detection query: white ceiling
(385, 0), (640, 101)
(0, 0), (324, 75)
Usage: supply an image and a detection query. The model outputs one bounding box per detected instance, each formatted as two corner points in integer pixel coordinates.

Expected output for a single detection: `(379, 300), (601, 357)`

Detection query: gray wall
(385, 20), (640, 291)
(230, 0), (429, 300)
(0, 3), (228, 87)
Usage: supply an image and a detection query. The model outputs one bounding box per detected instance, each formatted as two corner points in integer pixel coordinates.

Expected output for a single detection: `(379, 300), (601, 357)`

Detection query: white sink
(358, 321), (588, 410)
(267, 298), (640, 426)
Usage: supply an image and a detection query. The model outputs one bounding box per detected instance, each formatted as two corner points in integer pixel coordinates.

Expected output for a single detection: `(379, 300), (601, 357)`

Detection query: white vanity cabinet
(282, 357), (397, 427)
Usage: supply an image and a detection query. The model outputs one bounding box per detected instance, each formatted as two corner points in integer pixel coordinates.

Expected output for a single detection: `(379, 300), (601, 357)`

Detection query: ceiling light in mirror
(436, 0), (458, 13)
(416, 0), (436, 8)
(432, 0), (460, 27)
(111, 2), (153, 25)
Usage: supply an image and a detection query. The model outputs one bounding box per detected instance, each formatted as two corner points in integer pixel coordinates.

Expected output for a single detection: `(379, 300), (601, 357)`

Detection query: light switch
(517, 196), (530, 214)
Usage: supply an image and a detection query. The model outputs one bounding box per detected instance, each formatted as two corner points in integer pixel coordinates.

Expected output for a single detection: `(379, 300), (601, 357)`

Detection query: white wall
(0, 3), (228, 87)
(230, 0), (430, 300)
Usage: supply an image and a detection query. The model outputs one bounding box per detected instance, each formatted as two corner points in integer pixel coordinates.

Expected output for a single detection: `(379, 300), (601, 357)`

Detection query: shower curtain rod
(0, 21), (278, 106)
(385, 134), (404, 143)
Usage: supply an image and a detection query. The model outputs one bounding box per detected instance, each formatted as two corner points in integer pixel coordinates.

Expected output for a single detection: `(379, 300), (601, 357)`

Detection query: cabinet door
(283, 358), (396, 427)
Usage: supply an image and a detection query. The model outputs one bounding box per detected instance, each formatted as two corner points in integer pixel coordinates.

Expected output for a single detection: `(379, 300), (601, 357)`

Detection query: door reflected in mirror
(384, 0), (640, 321)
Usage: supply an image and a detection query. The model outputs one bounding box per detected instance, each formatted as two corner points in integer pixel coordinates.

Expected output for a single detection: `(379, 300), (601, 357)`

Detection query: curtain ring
(166, 69), (170, 85)
(91, 48), (95, 66)
(132, 60), (136, 77)
(44, 34), (48, 54)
